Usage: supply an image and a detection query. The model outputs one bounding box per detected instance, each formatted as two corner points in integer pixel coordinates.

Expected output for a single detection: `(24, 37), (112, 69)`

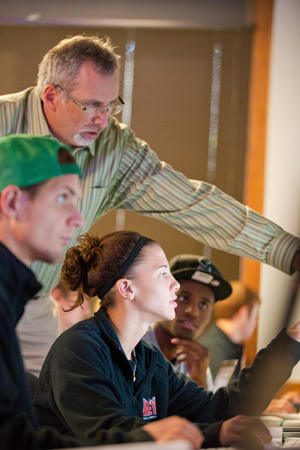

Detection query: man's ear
(43, 84), (57, 112)
(237, 305), (250, 320)
(115, 278), (134, 300)
(0, 185), (26, 219)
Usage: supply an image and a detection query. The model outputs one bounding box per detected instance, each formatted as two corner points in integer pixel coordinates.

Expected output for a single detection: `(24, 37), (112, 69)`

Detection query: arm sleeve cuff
(268, 231), (300, 274)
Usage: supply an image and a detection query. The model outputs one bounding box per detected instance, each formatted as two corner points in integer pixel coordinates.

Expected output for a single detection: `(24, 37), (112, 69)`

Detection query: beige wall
(0, 0), (250, 28)
(258, 0), (300, 380)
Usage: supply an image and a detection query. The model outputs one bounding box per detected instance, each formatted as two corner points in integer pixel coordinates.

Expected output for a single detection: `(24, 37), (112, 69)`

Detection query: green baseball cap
(0, 134), (82, 192)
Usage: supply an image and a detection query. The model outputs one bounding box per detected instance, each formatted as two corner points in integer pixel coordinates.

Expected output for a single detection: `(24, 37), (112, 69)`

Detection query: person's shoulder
(141, 337), (159, 352)
(100, 116), (132, 139)
(0, 87), (34, 106)
(140, 338), (174, 373)
(54, 318), (105, 350)
(198, 322), (218, 341)
(63, 317), (101, 338)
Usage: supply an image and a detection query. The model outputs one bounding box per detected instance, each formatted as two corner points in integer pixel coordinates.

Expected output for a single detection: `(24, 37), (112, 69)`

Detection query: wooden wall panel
(241, 0), (274, 364)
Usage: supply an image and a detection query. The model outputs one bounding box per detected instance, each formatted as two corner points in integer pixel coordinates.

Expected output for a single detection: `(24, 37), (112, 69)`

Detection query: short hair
(22, 147), (77, 199)
(212, 280), (260, 320)
(61, 231), (157, 312)
(37, 35), (120, 98)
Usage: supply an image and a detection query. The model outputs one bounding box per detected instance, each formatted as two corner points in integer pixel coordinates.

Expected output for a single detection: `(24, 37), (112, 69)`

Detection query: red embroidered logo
(142, 397), (157, 420)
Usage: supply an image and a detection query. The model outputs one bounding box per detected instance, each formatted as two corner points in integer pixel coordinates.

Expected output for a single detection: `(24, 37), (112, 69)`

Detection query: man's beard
(73, 125), (102, 146)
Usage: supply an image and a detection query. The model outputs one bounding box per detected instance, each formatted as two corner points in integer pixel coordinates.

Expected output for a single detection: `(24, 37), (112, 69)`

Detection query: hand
(281, 390), (300, 405)
(171, 338), (210, 388)
(264, 398), (297, 414)
(219, 416), (271, 449)
(286, 321), (300, 342)
(142, 416), (204, 450)
(291, 251), (300, 274)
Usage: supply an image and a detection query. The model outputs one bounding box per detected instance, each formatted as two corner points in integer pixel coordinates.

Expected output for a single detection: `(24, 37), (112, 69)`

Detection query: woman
(34, 231), (300, 449)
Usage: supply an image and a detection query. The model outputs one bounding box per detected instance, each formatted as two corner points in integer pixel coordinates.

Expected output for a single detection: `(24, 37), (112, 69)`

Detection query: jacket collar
(93, 307), (122, 350)
(0, 243), (42, 325)
(93, 308), (157, 377)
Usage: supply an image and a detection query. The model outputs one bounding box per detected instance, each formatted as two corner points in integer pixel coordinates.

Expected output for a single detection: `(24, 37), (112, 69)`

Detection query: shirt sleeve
(0, 412), (151, 449)
(105, 129), (300, 274)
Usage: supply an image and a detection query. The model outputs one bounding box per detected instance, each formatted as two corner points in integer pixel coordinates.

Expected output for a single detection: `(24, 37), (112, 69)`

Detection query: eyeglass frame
(54, 84), (125, 117)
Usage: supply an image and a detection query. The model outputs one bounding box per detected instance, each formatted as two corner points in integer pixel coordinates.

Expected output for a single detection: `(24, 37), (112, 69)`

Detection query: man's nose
(185, 303), (198, 316)
(70, 208), (85, 228)
(92, 110), (109, 128)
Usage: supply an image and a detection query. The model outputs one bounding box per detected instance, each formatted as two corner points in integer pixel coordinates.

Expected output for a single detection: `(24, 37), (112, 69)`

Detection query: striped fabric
(1, 87), (299, 294)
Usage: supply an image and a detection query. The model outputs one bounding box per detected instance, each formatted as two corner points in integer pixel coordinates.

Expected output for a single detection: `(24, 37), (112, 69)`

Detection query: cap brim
(172, 268), (232, 301)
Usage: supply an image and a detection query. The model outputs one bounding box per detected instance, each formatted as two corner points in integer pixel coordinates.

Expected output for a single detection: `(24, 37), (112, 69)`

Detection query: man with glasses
(0, 34), (300, 375)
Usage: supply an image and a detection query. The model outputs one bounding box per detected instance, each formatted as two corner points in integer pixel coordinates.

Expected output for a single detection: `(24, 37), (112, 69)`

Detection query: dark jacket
(34, 307), (300, 448)
(0, 244), (149, 449)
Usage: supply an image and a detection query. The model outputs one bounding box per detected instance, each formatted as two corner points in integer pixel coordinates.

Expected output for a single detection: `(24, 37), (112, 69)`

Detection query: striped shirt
(1, 87), (299, 295)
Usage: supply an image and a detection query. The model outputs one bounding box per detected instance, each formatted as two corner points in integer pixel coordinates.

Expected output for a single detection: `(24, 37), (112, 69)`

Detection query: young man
(0, 135), (202, 449)
(199, 281), (260, 381)
(1, 35), (300, 374)
(199, 281), (300, 414)
(144, 259), (298, 416)
(144, 254), (232, 389)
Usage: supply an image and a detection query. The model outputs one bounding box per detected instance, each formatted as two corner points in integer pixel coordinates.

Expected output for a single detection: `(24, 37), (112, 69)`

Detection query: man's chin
(39, 252), (62, 265)
(73, 135), (95, 146)
(73, 130), (102, 146)
(175, 329), (195, 340)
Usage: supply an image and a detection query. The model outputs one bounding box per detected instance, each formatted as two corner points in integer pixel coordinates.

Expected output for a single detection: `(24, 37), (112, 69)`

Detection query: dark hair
(61, 231), (157, 311)
(22, 147), (76, 198)
(213, 280), (261, 320)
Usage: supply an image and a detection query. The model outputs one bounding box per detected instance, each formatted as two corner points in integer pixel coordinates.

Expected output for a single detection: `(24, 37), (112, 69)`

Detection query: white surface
(258, 0), (300, 382)
(263, 413), (300, 421)
(52, 439), (192, 450)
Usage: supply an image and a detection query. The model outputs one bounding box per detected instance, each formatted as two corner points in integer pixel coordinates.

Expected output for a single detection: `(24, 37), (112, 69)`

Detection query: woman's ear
(115, 278), (134, 300)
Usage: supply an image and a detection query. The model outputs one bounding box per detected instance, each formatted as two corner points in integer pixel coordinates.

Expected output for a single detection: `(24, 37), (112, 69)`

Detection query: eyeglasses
(54, 85), (124, 117)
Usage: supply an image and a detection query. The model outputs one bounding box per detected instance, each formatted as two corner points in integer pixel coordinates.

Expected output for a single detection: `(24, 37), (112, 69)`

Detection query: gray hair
(36, 35), (120, 99)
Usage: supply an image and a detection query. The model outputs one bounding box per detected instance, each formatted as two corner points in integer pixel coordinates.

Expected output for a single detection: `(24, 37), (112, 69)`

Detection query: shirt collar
(0, 243), (42, 326)
(71, 139), (96, 156)
(27, 87), (52, 137)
